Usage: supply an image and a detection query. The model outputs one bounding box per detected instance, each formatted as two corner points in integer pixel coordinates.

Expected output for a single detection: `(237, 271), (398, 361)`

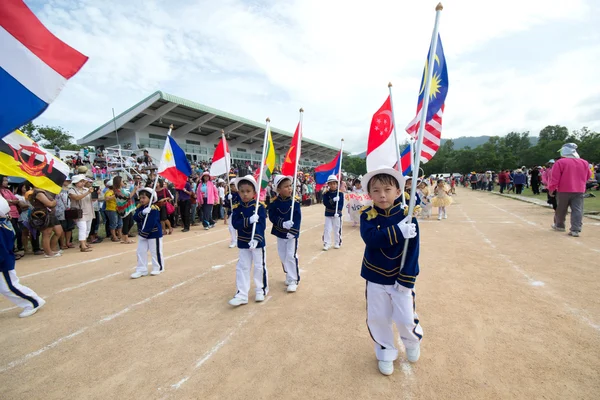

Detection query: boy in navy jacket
(0, 195), (45, 317)
(131, 188), (164, 279)
(268, 175), (301, 293)
(229, 175), (268, 306)
(360, 166), (423, 376)
(322, 174), (344, 250)
(224, 178), (241, 248)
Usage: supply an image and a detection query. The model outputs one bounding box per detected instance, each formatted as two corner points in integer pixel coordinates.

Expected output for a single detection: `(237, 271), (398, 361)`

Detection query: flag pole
(388, 82), (406, 207)
(143, 124), (173, 230)
(400, 2), (444, 270)
(221, 129), (233, 212)
(289, 108), (304, 224)
(334, 138), (344, 216)
(250, 117), (271, 243)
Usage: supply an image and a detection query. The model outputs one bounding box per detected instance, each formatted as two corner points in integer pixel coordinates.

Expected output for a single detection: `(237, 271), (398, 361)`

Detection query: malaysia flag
(366, 96), (397, 172)
(0, 0), (89, 138)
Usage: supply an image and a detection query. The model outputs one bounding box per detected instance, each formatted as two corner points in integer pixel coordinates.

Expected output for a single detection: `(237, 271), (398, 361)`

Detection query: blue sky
(27, 0), (600, 153)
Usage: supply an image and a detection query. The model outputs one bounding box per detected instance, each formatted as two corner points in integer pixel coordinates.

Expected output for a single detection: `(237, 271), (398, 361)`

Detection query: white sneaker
(323, 245), (330, 251)
(44, 252), (62, 258)
(443, 213), (447, 219)
(130, 271), (148, 279)
(287, 283), (298, 293)
(568, 231), (580, 237)
(334, 244), (341, 249)
(378, 360), (394, 376)
(284, 278), (294, 286)
(150, 270), (161, 276)
(255, 293), (265, 302)
(438, 215), (442, 220)
(228, 297), (248, 307)
(229, 242), (236, 248)
(19, 298), (45, 318)
(406, 345), (420, 363)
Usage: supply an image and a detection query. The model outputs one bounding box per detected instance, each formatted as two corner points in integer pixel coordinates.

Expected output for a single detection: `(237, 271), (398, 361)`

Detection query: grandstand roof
(77, 91), (342, 160)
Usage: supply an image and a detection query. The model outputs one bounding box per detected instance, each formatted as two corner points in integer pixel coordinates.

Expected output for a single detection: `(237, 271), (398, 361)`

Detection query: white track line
(457, 203), (600, 333)
(0, 222), (325, 370)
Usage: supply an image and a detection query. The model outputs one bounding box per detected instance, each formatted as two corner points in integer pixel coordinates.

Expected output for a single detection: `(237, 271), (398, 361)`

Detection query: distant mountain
(353, 136), (538, 158)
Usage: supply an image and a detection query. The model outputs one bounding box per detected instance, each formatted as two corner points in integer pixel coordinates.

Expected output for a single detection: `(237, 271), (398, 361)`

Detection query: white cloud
(28, 0), (600, 153)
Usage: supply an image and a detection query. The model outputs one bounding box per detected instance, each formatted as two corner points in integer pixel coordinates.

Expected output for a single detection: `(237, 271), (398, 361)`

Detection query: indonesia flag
(209, 135), (230, 177)
(366, 96), (397, 172)
(158, 136), (192, 190)
(0, 0), (89, 138)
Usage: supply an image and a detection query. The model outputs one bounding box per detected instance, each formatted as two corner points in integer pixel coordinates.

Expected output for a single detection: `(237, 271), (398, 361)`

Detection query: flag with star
(405, 34), (449, 163)
(259, 127), (276, 189)
(281, 122), (301, 176)
(366, 95), (397, 172)
(157, 135), (192, 189)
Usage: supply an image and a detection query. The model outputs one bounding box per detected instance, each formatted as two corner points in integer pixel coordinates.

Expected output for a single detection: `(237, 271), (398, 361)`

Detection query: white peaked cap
(362, 166), (405, 191)
(273, 175), (293, 188)
(235, 174), (259, 192)
(326, 175), (338, 183)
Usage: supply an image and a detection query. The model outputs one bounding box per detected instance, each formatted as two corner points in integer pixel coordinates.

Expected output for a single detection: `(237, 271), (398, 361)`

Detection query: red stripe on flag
(0, 0), (88, 79)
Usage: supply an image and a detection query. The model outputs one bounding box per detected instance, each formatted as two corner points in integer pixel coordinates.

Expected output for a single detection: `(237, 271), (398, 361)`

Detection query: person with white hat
(223, 178), (240, 248)
(0, 194), (46, 317)
(228, 175), (269, 306)
(131, 187), (164, 278)
(359, 166), (422, 376)
(68, 174), (95, 252)
(322, 174), (344, 250)
(268, 175), (302, 293)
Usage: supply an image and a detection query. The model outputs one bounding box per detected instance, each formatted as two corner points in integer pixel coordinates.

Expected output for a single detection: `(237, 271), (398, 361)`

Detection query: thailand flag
(209, 135), (230, 177)
(158, 136), (192, 190)
(0, 0), (89, 138)
(400, 145), (412, 176)
(314, 151), (341, 191)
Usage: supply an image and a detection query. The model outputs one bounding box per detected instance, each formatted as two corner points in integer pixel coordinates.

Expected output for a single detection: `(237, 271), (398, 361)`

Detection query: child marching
(322, 175), (344, 250)
(431, 179), (452, 220)
(268, 175), (301, 293)
(131, 188), (164, 278)
(224, 178), (240, 248)
(229, 175), (269, 306)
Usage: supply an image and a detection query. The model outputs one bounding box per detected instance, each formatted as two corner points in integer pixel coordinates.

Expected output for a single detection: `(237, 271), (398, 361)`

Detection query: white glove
(248, 239), (258, 249)
(394, 282), (409, 293)
(142, 206), (152, 215)
(397, 216), (417, 239)
(333, 196), (340, 202)
(334, 213), (340, 218)
(0, 196), (9, 218)
(249, 213), (259, 224)
(227, 194), (232, 201)
(286, 233), (295, 239)
(282, 220), (294, 230)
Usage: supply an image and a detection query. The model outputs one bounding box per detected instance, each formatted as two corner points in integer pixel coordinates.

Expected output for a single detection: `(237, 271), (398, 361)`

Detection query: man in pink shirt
(548, 143), (592, 237)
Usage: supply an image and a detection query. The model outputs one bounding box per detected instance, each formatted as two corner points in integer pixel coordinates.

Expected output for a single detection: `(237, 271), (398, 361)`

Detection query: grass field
(511, 186), (600, 213)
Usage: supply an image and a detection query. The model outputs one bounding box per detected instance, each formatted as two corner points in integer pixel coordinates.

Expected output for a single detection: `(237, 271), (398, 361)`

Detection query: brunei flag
(259, 127), (276, 189)
(0, 130), (70, 194)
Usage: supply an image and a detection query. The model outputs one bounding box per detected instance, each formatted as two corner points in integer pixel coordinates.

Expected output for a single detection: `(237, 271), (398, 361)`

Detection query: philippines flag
(405, 34), (448, 164)
(158, 136), (192, 190)
(400, 145), (412, 176)
(209, 135), (230, 177)
(0, 0), (89, 138)
(366, 96), (396, 172)
(314, 151), (341, 191)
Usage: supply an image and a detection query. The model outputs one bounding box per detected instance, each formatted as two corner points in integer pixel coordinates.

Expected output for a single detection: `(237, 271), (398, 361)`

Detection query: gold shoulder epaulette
(361, 206), (378, 221)
(404, 191), (410, 200)
(294, 196), (301, 202)
(232, 203), (239, 210)
(152, 205), (160, 210)
(271, 196), (279, 202)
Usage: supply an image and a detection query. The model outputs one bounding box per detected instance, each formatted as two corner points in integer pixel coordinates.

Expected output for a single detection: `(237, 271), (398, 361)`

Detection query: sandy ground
(1, 189), (599, 400)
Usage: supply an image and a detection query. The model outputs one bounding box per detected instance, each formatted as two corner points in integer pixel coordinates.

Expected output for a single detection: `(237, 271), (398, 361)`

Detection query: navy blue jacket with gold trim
(223, 192), (241, 216)
(0, 218), (16, 272)
(232, 199), (266, 248)
(133, 205), (163, 239)
(359, 199), (420, 288)
(323, 190), (344, 217)
(267, 196), (301, 239)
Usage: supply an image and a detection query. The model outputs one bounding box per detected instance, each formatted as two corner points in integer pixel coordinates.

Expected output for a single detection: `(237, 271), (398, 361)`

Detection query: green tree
(18, 123), (81, 150)
(538, 125), (569, 145)
(342, 156), (366, 175)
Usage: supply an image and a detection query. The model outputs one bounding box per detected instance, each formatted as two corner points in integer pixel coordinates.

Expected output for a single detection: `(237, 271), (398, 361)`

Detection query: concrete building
(77, 91), (341, 169)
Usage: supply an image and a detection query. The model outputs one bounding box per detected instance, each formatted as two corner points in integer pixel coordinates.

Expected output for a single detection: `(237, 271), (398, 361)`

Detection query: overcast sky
(28, 0), (600, 153)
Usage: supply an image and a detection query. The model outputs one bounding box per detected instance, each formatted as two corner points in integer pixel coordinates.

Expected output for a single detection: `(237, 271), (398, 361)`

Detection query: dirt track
(1, 189), (599, 400)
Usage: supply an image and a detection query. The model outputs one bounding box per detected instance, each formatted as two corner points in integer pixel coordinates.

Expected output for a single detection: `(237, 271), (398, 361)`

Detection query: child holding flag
(224, 178), (240, 248)
(322, 175), (344, 251)
(268, 175), (301, 292)
(228, 175), (268, 306)
(131, 188), (164, 279)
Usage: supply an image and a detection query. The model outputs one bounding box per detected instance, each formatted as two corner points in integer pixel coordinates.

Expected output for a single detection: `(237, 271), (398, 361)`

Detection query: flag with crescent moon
(366, 95), (397, 172)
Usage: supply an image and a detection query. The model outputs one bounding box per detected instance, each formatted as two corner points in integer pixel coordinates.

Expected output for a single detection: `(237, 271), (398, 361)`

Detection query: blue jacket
(323, 190), (344, 217)
(223, 192), (241, 216)
(360, 199), (420, 288)
(0, 219), (15, 272)
(232, 200), (266, 248)
(133, 205), (163, 239)
(513, 173), (526, 185)
(268, 196), (301, 239)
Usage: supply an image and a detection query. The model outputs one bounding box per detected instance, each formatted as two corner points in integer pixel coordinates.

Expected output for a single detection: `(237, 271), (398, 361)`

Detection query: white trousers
(228, 217), (237, 245)
(277, 237), (299, 283)
(76, 219), (92, 241)
(1, 270), (44, 310)
(234, 248), (268, 301)
(365, 281), (423, 362)
(323, 216), (342, 247)
(136, 237), (164, 274)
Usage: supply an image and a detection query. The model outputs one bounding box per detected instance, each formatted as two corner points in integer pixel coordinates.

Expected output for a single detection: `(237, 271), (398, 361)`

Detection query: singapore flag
(366, 96), (397, 172)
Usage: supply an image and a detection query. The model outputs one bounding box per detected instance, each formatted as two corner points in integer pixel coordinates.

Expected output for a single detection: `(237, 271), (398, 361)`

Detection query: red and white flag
(209, 135), (230, 176)
(366, 96), (397, 172)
